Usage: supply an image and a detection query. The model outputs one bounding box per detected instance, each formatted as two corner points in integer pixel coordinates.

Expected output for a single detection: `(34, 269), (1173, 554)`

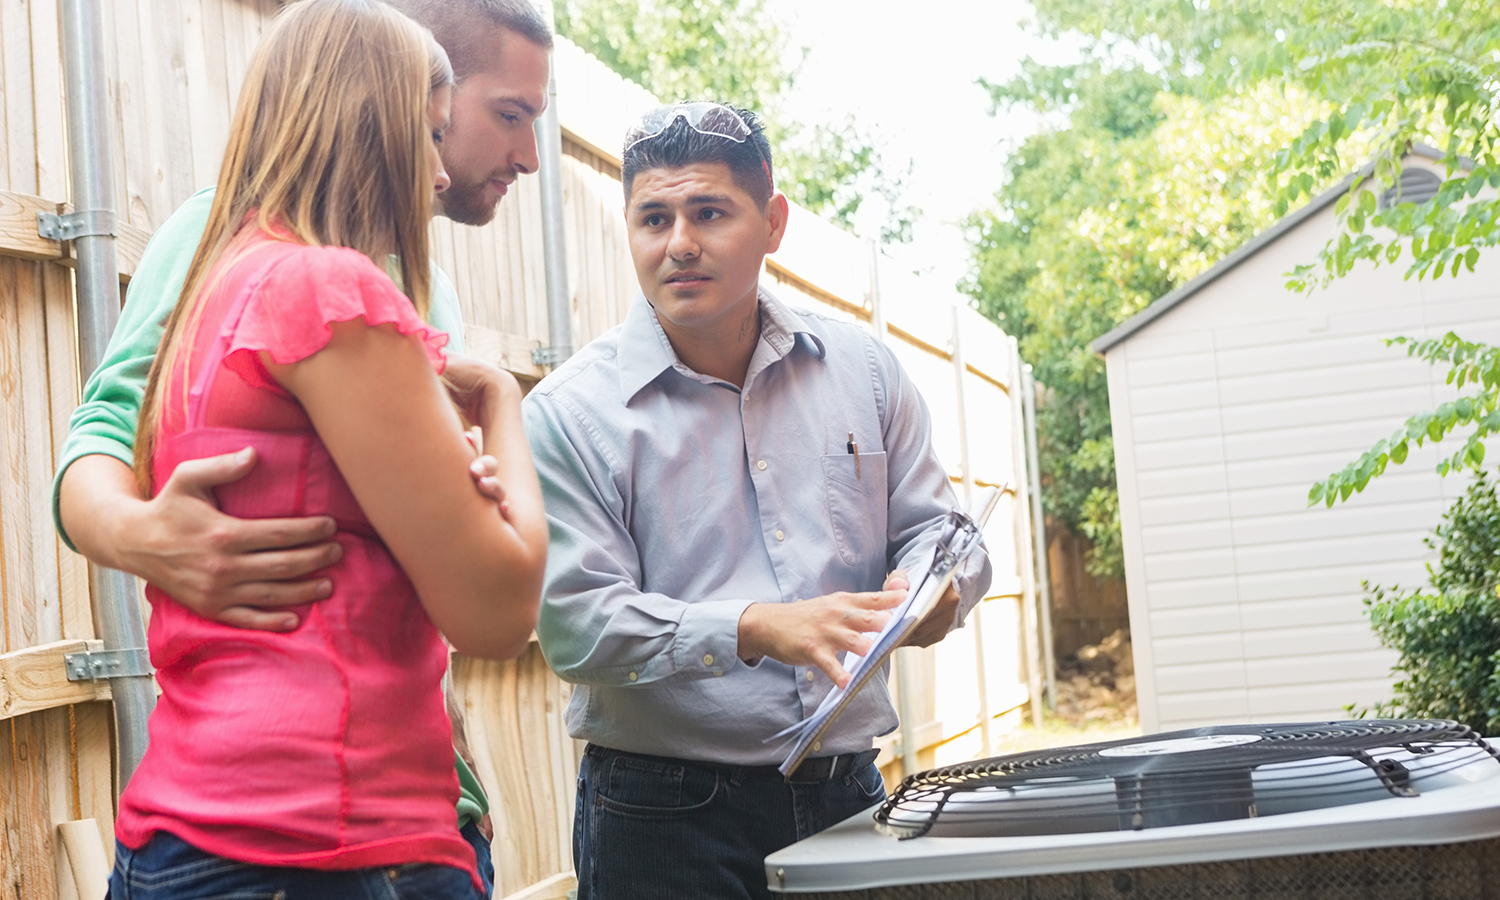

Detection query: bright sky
(767, 0), (1079, 291)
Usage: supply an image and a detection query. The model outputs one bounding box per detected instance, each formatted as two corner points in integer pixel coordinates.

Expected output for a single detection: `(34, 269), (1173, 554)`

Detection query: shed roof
(1089, 144), (1445, 355)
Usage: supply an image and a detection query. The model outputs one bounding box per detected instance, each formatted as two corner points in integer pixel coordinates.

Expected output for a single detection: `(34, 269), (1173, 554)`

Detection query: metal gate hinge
(38, 209), (117, 242)
(532, 346), (570, 367)
(65, 646), (154, 682)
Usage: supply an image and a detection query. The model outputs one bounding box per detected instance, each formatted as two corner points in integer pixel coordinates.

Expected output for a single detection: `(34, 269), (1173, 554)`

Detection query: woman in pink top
(108, 2), (547, 898)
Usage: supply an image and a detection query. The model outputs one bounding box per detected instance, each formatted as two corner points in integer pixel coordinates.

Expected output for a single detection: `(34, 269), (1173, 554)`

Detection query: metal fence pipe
(533, 39), (574, 369)
(60, 0), (156, 789)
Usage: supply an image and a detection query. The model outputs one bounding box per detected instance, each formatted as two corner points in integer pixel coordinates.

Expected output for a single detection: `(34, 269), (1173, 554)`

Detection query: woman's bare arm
(269, 320), (547, 659)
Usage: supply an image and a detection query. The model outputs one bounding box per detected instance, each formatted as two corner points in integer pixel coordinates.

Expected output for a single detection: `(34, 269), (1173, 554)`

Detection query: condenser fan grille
(875, 720), (1500, 839)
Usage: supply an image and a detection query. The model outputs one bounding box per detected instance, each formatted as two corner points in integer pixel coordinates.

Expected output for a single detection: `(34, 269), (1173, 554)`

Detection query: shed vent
(1379, 167), (1443, 208)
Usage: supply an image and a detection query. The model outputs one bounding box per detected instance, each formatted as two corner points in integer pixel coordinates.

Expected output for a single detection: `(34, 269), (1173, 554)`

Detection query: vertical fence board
(43, 264), (90, 641)
(16, 261), (61, 645)
(2, 0), (38, 194)
(450, 218), (477, 326)
(0, 259), (36, 653)
(453, 648), (584, 898)
(73, 702), (115, 866)
(541, 655), (577, 873)
(12, 713), (59, 900)
(115, 0), (163, 230)
(178, 0), (223, 193)
(28, 0), (65, 201)
(430, 220), (457, 324)
(0, 0), (11, 194)
(101, 0), (133, 232)
(476, 208), (502, 330)
(149, 0), (199, 207)
(457, 655), (529, 894)
(0, 721), (18, 899)
(43, 707), (73, 829)
(516, 652), (558, 873)
(220, 0), (249, 115)
(519, 181), (547, 341)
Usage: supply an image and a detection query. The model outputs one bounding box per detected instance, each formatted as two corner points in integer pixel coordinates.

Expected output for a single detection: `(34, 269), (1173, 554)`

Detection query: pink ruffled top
(116, 229), (477, 887)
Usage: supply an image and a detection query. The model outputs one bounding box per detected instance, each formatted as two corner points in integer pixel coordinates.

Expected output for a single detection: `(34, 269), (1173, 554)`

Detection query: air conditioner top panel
(765, 740), (1500, 894)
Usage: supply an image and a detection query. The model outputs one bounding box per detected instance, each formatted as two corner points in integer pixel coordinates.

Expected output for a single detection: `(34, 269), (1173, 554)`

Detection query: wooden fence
(0, 4), (1036, 899)
(1047, 529), (1129, 660)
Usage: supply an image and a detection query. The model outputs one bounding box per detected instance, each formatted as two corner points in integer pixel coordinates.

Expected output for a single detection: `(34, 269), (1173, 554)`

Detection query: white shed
(1092, 147), (1500, 734)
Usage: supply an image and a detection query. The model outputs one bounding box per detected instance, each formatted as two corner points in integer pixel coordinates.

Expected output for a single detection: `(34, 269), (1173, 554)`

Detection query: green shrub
(1358, 472), (1500, 734)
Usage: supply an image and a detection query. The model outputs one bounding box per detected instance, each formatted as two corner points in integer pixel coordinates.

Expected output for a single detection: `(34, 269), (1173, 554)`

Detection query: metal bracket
(38, 209), (117, 242)
(65, 647), (154, 682)
(531, 346), (569, 367)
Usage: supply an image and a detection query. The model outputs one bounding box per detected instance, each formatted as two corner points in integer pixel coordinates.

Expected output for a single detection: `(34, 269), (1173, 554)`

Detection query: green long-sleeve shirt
(50, 186), (487, 829)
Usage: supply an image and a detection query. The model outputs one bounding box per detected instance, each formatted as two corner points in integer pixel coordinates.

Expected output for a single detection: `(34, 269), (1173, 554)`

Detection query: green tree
(1064, 0), (1500, 505)
(1023, 0), (1500, 291)
(553, 0), (914, 242)
(974, 0), (1500, 548)
(965, 62), (1323, 576)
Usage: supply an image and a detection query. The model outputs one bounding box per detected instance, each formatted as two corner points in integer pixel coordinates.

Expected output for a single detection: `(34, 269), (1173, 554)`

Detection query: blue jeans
(459, 821), (495, 898)
(573, 745), (886, 900)
(107, 831), (484, 900)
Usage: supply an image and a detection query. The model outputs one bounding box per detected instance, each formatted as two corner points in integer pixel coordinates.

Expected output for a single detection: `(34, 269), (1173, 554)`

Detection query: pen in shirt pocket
(846, 431), (860, 479)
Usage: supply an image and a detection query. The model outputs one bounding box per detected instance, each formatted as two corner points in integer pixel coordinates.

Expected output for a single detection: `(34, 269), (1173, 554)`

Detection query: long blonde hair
(135, 0), (454, 491)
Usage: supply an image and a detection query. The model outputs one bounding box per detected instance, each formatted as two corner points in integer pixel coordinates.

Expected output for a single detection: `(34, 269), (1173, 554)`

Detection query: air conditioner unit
(764, 719), (1500, 898)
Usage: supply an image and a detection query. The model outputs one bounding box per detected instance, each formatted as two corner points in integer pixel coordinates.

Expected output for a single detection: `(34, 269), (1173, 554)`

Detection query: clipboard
(777, 485), (1007, 777)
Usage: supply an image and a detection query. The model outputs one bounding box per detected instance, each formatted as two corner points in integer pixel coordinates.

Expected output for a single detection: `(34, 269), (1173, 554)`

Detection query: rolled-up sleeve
(873, 338), (994, 625)
(526, 392), (751, 686)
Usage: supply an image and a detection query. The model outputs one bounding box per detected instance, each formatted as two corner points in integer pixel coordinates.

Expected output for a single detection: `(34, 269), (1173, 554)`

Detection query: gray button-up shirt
(524, 286), (992, 765)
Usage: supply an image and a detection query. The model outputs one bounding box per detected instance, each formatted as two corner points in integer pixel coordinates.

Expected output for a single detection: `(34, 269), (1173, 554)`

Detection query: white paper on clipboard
(772, 485), (1005, 776)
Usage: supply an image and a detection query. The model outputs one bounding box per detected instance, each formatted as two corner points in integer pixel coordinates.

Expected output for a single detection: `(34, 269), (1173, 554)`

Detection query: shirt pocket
(821, 450), (888, 566)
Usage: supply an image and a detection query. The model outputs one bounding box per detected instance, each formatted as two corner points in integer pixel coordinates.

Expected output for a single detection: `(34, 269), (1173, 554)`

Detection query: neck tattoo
(738, 309), (756, 343)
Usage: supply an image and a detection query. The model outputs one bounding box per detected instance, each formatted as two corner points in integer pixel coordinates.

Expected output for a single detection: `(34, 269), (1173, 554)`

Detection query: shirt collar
(616, 283), (828, 402)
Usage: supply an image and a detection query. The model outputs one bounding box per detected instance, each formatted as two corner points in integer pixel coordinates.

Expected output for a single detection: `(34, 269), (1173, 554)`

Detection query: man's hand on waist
(62, 440), (513, 632)
(63, 449), (341, 632)
(735, 589), (905, 688)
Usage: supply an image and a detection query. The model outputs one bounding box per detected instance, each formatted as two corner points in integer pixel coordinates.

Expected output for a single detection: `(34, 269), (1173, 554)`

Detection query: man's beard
(438, 172), (502, 226)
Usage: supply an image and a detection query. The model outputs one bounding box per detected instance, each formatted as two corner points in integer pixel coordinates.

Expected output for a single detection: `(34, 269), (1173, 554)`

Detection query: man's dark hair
(622, 105), (775, 209)
(386, 0), (553, 81)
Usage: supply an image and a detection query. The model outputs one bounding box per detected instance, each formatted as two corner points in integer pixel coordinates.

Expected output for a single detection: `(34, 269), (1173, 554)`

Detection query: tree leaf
(1308, 482), (1327, 506)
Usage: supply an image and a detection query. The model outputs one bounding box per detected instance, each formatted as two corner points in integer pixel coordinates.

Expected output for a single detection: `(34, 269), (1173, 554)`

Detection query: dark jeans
(574, 744), (886, 900)
(107, 831), (484, 900)
(460, 821), (495, 899)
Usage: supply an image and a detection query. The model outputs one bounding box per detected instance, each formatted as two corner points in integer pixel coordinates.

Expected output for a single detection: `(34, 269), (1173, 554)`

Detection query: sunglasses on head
(624, 102), (773, 189)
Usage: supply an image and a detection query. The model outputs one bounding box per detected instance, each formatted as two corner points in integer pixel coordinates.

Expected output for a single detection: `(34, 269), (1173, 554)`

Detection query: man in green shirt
(51, 1), (554, 895)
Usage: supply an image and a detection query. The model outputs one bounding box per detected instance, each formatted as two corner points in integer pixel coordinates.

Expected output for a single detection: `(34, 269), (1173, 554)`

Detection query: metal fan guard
(874, 719), (1500, 840)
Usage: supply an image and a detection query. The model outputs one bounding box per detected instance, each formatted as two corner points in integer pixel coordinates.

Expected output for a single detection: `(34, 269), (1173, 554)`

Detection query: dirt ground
(996, 628), (1141, 754)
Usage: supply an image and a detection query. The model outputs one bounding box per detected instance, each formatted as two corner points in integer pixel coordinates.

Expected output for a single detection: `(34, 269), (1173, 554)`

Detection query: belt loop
(827, 754), (841, 781)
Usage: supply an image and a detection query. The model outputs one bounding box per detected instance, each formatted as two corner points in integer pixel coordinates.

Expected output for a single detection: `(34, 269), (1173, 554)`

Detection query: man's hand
(463, 428), (510, 519)
(63, 450), (342, 632)
(443, 354), (522, 428)
(736, 589), (906, 688)
(63, 425), (513, 635)
(885, 568), (961, 649)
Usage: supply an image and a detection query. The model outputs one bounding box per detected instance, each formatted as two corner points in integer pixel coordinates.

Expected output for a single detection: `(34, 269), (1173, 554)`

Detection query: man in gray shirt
(524, 103), (992, 899)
